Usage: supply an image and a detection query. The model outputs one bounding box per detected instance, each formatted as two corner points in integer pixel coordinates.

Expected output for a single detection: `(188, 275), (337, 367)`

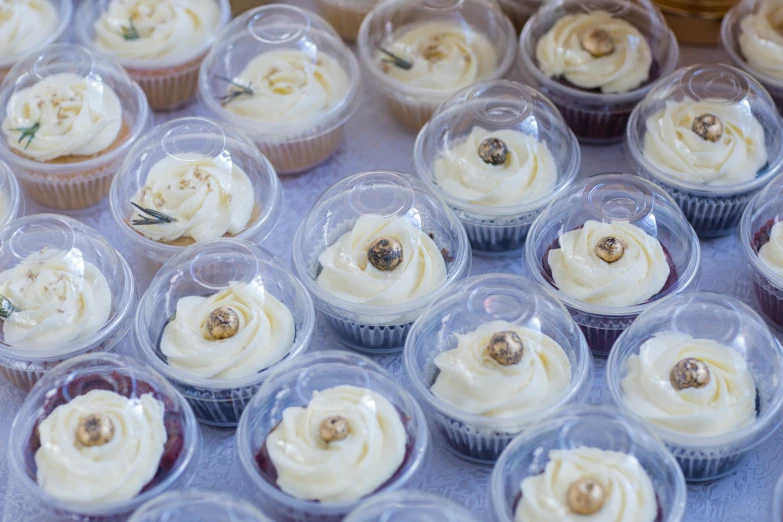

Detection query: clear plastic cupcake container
(344, 490), (478, 522)
(404, 273), (593, 463)
(774, 472), (783, 522)
(7, 353), (201, 521)
(524, 174), (701, 356)
(499, 0), (543, 33)
(627, 63), (783, 237)
(200, 4), (360, 174)
(0, 44), (151, 210)
(0, 215), (137, 392)
(414, 80), (580, 254)
(490, 405), (687, 522)
(316, 0), (377, 41)
(129, 490), (272, 522)
(109, 116), (282, 264)
(519, 0), (679, 143)
(358, 0), (517, 131)
(606, 292), (783, 481)
(292, 170), (471, 353)
(0, 159), (23, 230)
(75, 0), (230, 111)
(236, 351), (430, 522)
(135, 238), (315, 428)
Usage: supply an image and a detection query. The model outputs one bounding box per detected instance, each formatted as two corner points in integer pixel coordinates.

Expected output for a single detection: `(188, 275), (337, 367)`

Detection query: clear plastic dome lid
(199, 4), (360, 138)
(0, 214), (136, 360)
(723, 0), (783, 88)
(110, 116), (282, 262)
(628, 63), (783, 193)
(740, 172), (783, 286)
(129, 490), (271, 522)
(607, 292), (783, 449)
(0, 159), (22, 229)
(0, 0), (73, 68)
(414, 79), (580, 214)
(135, 238), (315, 388)
(524, 174), (701, 315)
(490, 405), (687, 522)
(344, 490), (478, 522)
(7, 352), (201, 518)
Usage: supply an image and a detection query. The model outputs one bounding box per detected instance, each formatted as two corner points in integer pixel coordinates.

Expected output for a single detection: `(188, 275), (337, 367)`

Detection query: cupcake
(200, 4), (360, 174)
(490, 406), (687, 522)
(7, 353), (201, 520)
(236, 351), (429, 522)
(607, 292), (783, 481)
(524, 174), (701, 356)
(519, 0), (679, 142)
(0, 158), (23, 230)
(110, 116), (281, 264)
(774, 472), (783, 521)
(344, 490), (478, 522)
(358, 0), (517, 130)
(292, 170), (471, 353)
(404, 273), (592, 462)
(315, 0), (377, 42)
(414, 80), (580, 254)
(498, 0), (542, 33)
(135, 238), (315, 428)
(129, 490), (272, 522)
(75, 0), (230, 111)
(627, 63), (783, 238)
(0, 215), (137, 392)
(0, 44), (151, 211)
(723, 0), (783, 113)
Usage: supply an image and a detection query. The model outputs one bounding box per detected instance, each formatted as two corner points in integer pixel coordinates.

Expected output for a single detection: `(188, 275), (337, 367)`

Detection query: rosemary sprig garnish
(216, 76), (254, 103)
(0, 294), (18, 319)
(378, 46), (413, 70)
(131, 202), (176, 226)
(120, 17), (140, 41)
(13, 122), (40, 150)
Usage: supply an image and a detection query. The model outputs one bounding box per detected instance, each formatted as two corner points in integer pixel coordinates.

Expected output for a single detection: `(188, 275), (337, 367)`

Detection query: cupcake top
(265, 384), (407, 503)
(758, 221), (783, 277)
(739, 0), (783, 82)
(34, 389), (166, 504)
(514, 447), (657, 522)
(159, 281), (295, 380)
(535, 11), (652, 94)
(0, 0), (59, 60)
(431, 320), (571, 417)
(621, 331), (756, 437)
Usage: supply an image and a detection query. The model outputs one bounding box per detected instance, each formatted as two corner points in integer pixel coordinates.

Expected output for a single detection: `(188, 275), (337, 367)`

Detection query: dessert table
(0, 12), (778, 520)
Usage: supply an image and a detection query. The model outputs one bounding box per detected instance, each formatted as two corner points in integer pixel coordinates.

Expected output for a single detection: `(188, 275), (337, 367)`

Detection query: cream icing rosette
(642, 97), (768, 186)
(432, 127), (558, 207)
(759, 221), (783, 277)
(130, 153), (255, 244)
(316, 216), (448, 306)
(377, 21), (497, 91)
(739, 2), (783, 82)
(0, 248), (111, 349)
(222, 49), (350, 124)
(266, 385), (407, 503)
(0, 0), (58, 59)
(547, 220), (670, 307)
(514, 447), (657, 522)
(1, 72), (123, 162)
(159, 282), (295, 380)
(34, 389), (166, 503)
(621, 331), (757, 437)
(535, 11), (652, 94)
(92, 0), (221, 62)
(431, 320), (571, 417)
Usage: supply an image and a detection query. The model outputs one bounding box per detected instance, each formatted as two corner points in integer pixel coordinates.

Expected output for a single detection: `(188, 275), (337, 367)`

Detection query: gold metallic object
(478, 137), (509, 166)
(670, 358), (711, 391)
(207, 307), (240, 340)
(76, 413), (115, 447)
(595, 236), (628, 264)
(581, 28), (615, 57)
(692, 114), (723, 142)
(487, 331), (525, 366)
(320, 415), (349, 442)
(566, 478), (607, 515)
(368, 237), (403, 272)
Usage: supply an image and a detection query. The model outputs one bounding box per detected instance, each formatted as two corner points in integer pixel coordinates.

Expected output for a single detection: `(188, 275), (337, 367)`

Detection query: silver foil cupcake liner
(569, 308), (634, 357)
(175, 383), (260, 428)
(667, 445), (746, 482)
(323, 313), (412, 353)
(432, 410), (515, 463)
(550, 100), (631, 144)
(457, 209), (540, 255)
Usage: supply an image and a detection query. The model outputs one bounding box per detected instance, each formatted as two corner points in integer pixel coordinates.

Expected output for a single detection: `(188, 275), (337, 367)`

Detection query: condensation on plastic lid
(161, 117), (228, 163)
(7, 215), (78, 264)
(669, 293), (742, 345)
(247, 4), (312, 44)
(581, 175), (653, 223)
(465, 81), (534, 126)
(422, 0), (465, 12)
(344, 171), (415, 219)
(189, 241), (261, 291)
(32, 45), (96, 82)
(681, 64), (750, 106)
(558, 410), (637, 455)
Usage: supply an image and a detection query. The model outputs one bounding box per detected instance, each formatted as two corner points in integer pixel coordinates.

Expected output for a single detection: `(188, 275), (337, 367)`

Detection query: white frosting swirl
(2, 73), (123, 162)
(378, 21), (497, 91)
(740, 2), (783, 81)
(316, 216), (448, 306)
(35, 389), (166, 503)
(535, 11), (652, 93)
(547, 220), (670, 307)
(621, 331), (757, 437)
(130, 153), (255, 244)
(0, 0), (58, 59)
(222, 49), (350, 124)
(0, 248), (111, 350)
(266, 385), (407, 503)
(431, 320), (571, 417)
(160, 282), (295, 380)
(92, 0), (221, 63)
(432, 127), (558, 207)
(642, 97), (768, 186)
(759, 221), (783, 277)
(515, 447), (657, 522)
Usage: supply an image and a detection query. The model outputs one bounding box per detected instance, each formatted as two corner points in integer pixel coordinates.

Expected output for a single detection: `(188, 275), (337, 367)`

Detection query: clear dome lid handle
(189, 241), (261, 291)
(294, 357), (374, 404)
(670, 294), (743, 344)
(7, 215), (81, 268)
(344, 171), (415, 219)
(247, 5), (312, 45)
(61, 366), (134, 402)
(466, 284), (533, 325)
(466, 81), (535, 125)
(681, 64), (751, 106)
(32, 45), (95, 81)
(582, 175), (654, 222)
(422, 0), (466, 11)
(558, 410), (637, 454)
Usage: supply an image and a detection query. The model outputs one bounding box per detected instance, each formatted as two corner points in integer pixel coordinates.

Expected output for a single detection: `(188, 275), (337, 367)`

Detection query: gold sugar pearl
(478, 137), (509, 166)
(566, 477), (606, 515)
(581, 28), (615, 57)
(368, 237), (403, 272)
(76, 413), (114, 447)
(691, 114), (723, 142)
(487, 331), (524, 366)
(595, 236), (628, 264)
(319, 415), (349, 443)
(207, 307), (240, 340)
(670, 358), (711, 391)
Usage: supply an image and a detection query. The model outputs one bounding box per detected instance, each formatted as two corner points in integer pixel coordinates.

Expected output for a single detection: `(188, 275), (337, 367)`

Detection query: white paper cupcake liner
(18, 162), (118, 210)
(324, 313), (412, 353)
(256, 127), (345, 175)
(127, 55), (204, 111)
(432, 410), (515, 463)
